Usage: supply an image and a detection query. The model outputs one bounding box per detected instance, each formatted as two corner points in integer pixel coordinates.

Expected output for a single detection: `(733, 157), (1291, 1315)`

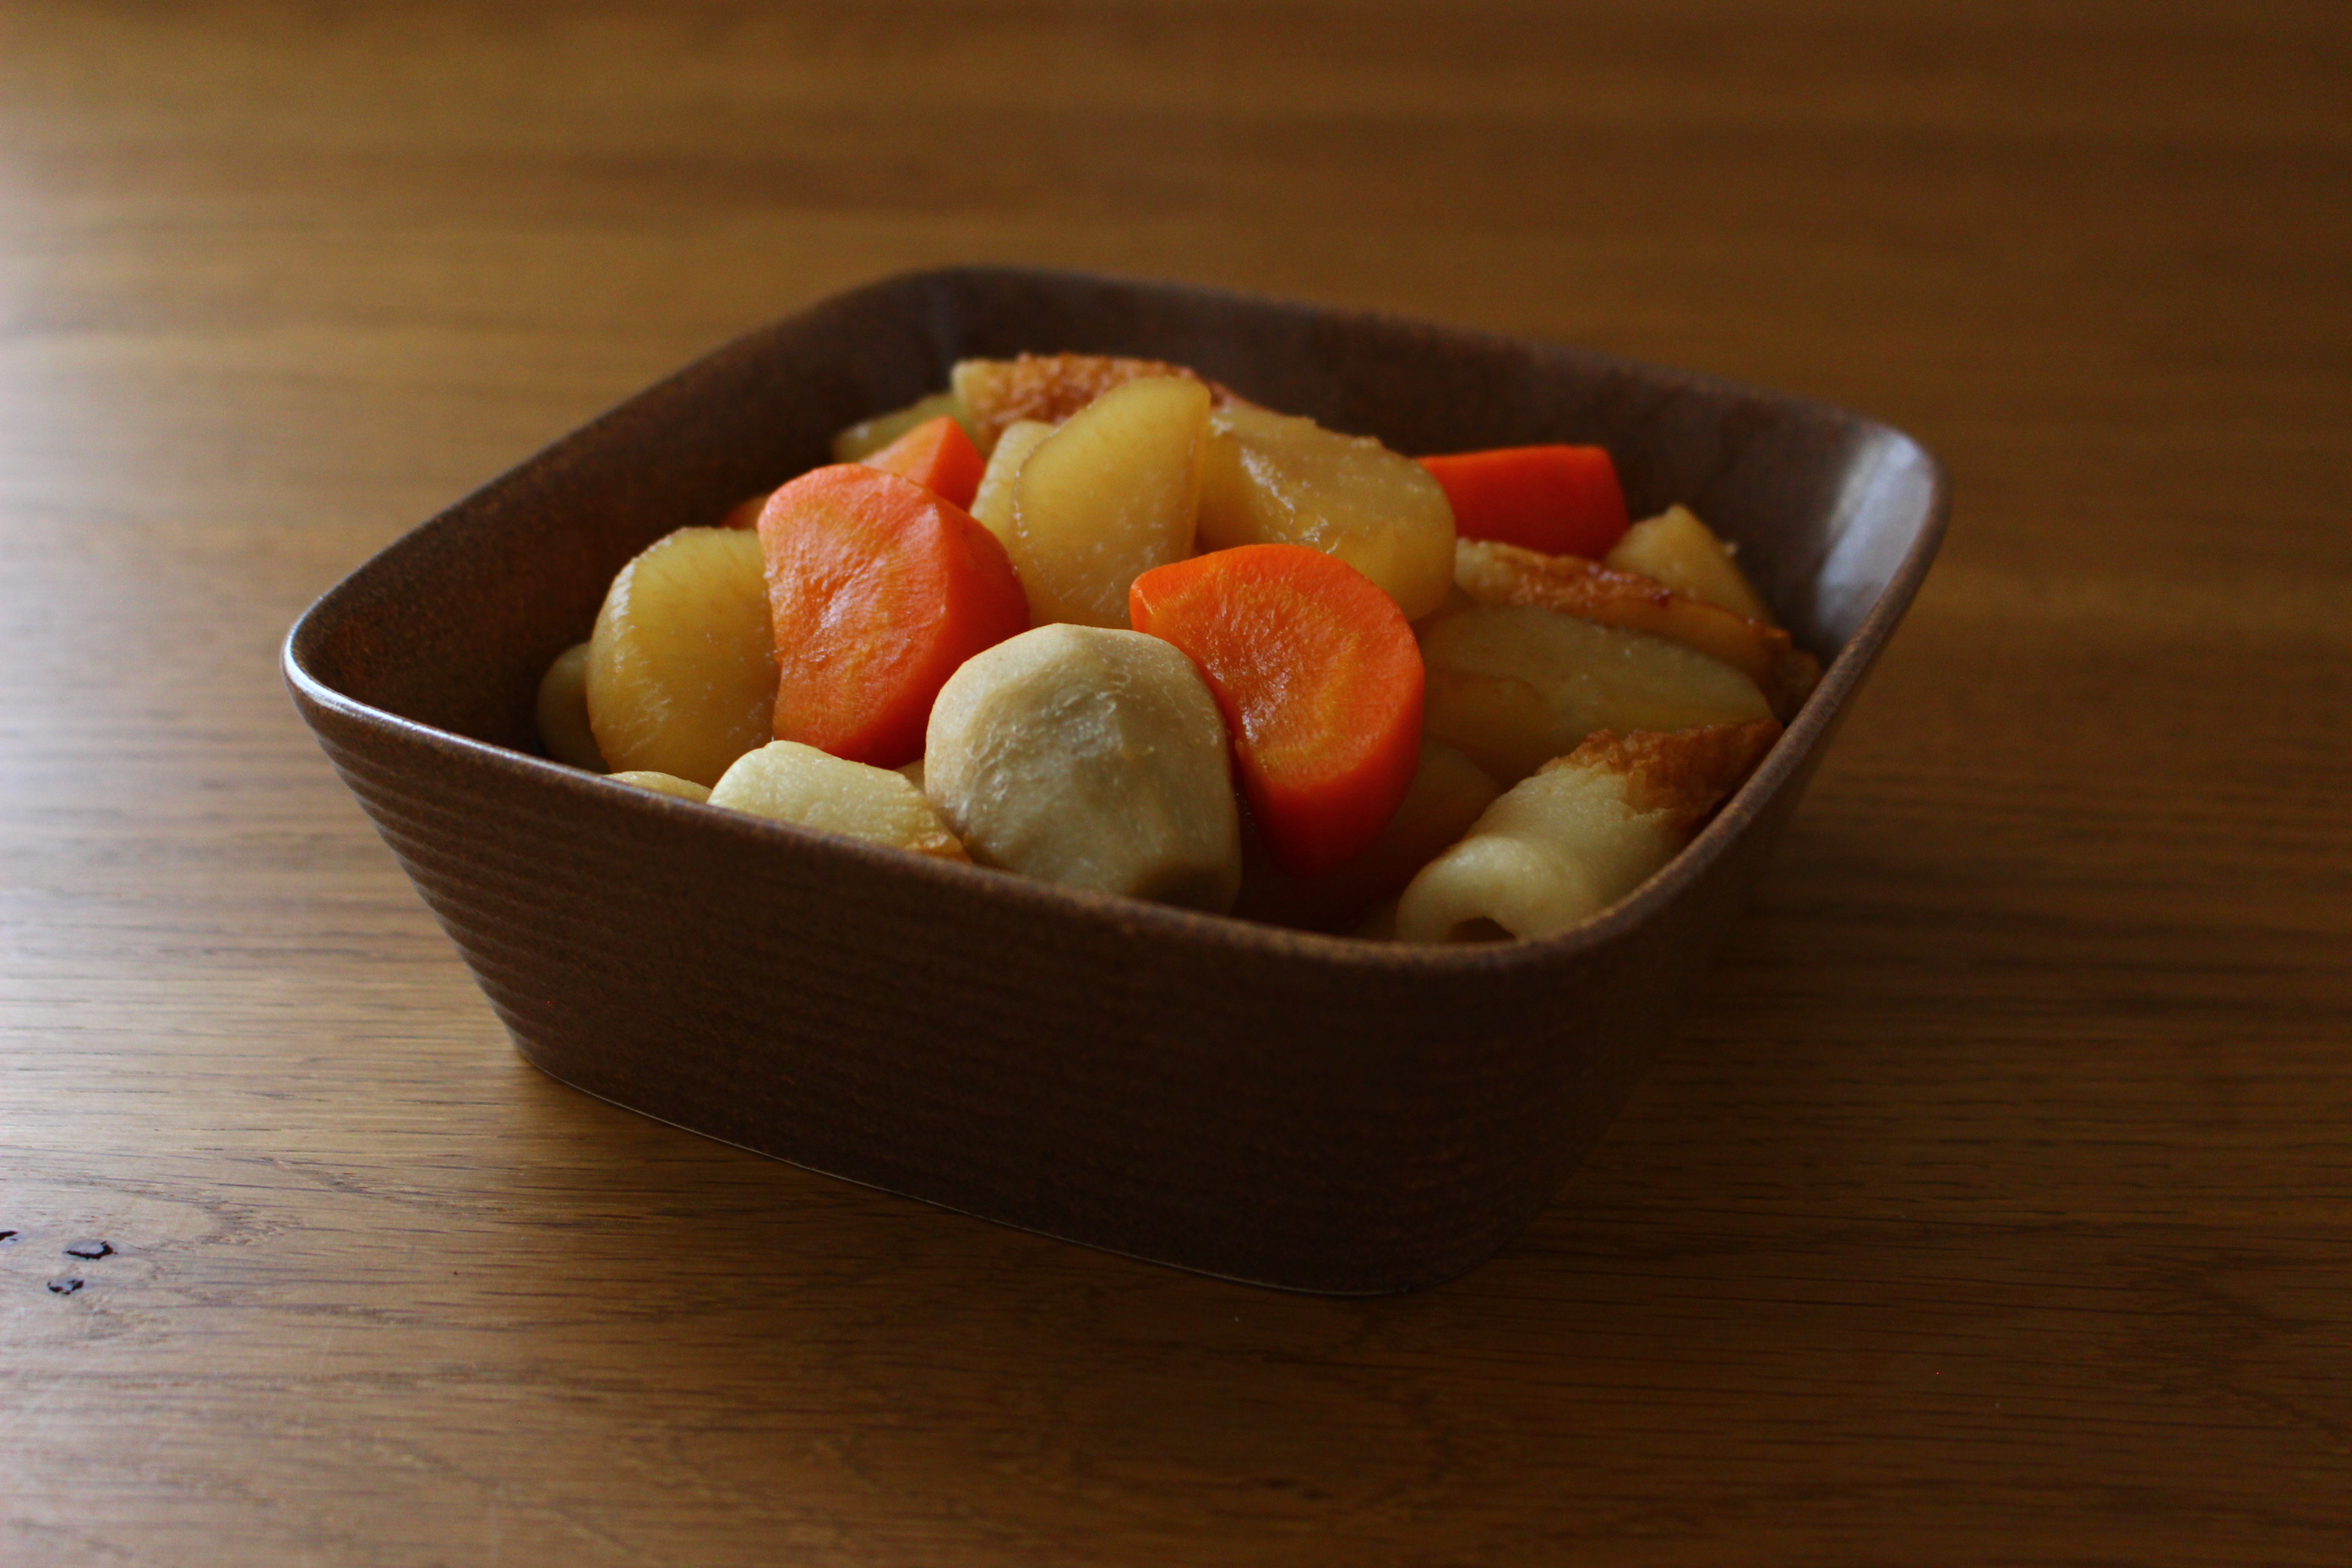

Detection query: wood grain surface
(3, 2), (2347, 1563)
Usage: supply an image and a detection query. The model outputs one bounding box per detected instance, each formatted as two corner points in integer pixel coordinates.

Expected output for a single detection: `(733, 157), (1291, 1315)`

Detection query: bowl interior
(289, 266), (1944, 785)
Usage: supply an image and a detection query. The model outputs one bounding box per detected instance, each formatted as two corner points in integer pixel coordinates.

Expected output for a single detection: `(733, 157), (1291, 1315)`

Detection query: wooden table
(5, 3), (2347, 1561)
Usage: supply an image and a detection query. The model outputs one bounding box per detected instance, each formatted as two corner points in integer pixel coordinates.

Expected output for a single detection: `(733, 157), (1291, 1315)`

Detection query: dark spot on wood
(64, 1239), (114, 1260)
(47, 1277), (84, 1296)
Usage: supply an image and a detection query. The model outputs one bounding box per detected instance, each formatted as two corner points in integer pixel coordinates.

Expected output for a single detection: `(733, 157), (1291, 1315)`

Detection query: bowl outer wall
(284, 266), (1947, 1294)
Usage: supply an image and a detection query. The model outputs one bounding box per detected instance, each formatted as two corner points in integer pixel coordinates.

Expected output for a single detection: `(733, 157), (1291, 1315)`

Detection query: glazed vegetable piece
(1196, 404), (1456, 621)
(710, 741), (968, 860)
(609, 770), (710, 802)
(587, 527), (779, 787)
(858, 414), (985, 512)
(1603, 504), (1773, 621)
(1011, 376), (1209, 629)
(1233, 741), (1499, 932)
(952, 353), (1224, 455)
(1418, 444), (1630, 558)
(536, 641), (604, 770)
(1131, 544), (1424, 877)
(924, 624), (1241, 911)
(1452, 539), (1820, 717)
(831, 389), (973, 462)
(1394, 721), (1781, 943)
(966, 418), (1054, 551)
(1418, 604), (1771, 786)
(761, 465), (1029, 770)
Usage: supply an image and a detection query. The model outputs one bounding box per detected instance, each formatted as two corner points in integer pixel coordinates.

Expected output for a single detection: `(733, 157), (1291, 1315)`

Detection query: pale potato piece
(608, 770), (711, 802)
(1010, 377), (1209, 629)
(1419, 604), (1771, 785)
(1604, 504), (1774, 622)
(586, 527), (779, 787)
(830, 390), (973, 462)
(536, 640), (605, 770)
(710, 741), (967, 860)
(924, 624), (1240, 911)
(966, 418), (1055, 552)
(1394, 722), (1780, 943)
(1453, 538), (1818, 717)
(1197, 404), (1456, 620)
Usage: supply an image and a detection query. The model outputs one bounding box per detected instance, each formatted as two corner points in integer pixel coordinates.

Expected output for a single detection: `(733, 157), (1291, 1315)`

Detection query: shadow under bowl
(284, 266), (1946, 1294)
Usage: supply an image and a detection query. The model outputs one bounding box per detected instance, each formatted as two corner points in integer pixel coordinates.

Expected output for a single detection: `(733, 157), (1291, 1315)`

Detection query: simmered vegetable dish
(536, 353), (1818, 943)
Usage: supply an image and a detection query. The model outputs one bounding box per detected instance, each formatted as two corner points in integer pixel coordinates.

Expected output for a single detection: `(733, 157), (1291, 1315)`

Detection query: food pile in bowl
(533, 353), (1817, 943)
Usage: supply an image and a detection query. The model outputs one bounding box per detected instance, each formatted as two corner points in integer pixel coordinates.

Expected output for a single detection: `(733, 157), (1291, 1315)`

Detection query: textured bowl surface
(284, 267), (1946, 1294)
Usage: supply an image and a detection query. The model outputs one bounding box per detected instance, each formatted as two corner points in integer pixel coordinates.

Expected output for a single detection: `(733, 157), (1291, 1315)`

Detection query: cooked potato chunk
(1010, 377), (1210, 629)
(587, 527), (779, 787)
(1394, 722), (1780, 943)
(924, 624), (1241, 911)
(967, 418), (1055, 552)
(1453, 538), (1818, 717)
(710, 741), (968, 860)
(1418, 604), (1771, 785)
(608, 770), (711, 802)
(535, 640), (605, 770)
(1196, 404), (1456, 620)
(1604, 504), (1774, 622)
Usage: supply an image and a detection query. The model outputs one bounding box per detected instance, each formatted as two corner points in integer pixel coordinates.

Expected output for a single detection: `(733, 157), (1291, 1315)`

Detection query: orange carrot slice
(1418, 444), (1630, 557)
(1130, 543), (1424, 877)
(760, 465), (1029, 769)
(858, 414), (985, 512)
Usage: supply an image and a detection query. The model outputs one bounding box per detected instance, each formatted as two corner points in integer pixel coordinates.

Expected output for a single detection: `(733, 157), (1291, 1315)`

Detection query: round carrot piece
(1418, 444), (1630, 558)
(761, 465), (1029, 769)
(1131, 544), (1424, 877)
(858, 413), (986, 512)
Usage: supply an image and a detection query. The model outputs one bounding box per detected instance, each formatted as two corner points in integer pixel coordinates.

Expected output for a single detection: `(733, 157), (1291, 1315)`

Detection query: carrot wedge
(1451, 538), (1821, 718)
(859, 413), (986, 512)
(760, 465), (1029, 768)
(1419, 444), (1630, 558)
(1131, 544), (1424, 877)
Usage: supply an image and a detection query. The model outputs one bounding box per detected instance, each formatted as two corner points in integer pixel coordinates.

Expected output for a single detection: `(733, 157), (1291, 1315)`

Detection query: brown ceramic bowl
(284, 266), (1946, 1294)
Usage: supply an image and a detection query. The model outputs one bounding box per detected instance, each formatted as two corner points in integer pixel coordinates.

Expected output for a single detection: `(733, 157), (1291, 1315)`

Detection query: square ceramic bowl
(284, 266), (1946, 1294)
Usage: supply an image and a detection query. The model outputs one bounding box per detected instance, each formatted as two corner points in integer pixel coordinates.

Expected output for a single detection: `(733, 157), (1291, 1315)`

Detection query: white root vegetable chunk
(536, 641), (605, 770)
(1604, 504), (1774, 622)
(1418, 604), (1771, 786)
(608, 770), (710, 802)
(1394, 722), (1780, 943)
(710, 741), (968, 860)
(1009, 377), (1209, 628)
(586, 526), (779, 787)
(966, 418), (1055, 553)
(1197, 404), (1456, 621)
(924, 623), (1241, 911)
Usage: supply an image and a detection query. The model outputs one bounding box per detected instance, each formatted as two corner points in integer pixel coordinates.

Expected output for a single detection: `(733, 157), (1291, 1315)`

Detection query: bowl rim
(284, 264), (1950, 977)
